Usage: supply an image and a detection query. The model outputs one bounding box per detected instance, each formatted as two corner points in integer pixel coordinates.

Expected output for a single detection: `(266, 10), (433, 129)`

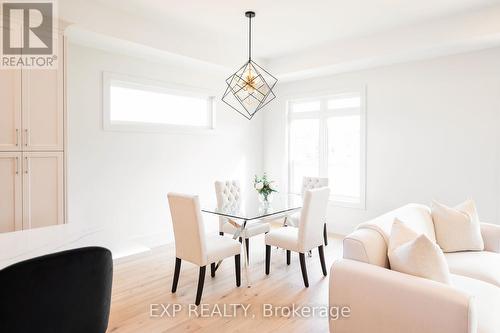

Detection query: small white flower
(269, 182), (277, 190)
(255, 182), (264, 190)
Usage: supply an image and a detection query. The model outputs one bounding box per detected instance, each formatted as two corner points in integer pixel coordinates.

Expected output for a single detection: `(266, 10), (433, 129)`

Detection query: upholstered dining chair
(265, 187), (330, 287)
(0, 247), (113, 333)
(215, 180), (270, 262)
(168, 193), (241, 305)
(287, 176), (329, 246)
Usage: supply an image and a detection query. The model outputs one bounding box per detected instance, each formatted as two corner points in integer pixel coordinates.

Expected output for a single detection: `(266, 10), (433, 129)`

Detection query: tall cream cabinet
(0, 36), (66, 233)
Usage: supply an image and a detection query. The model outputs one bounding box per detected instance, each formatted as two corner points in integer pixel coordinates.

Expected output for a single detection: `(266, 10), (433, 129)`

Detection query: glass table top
(202, 194), (302, 221)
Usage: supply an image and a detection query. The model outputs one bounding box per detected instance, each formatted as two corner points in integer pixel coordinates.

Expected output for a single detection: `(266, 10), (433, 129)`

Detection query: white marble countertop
(0, 223), (151, 270)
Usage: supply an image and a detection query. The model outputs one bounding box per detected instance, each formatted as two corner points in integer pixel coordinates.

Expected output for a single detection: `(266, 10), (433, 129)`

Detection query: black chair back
(0, 246), (113, 333)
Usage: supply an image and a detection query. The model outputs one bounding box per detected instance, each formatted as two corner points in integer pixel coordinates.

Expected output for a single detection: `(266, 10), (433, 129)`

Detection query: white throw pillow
(431, 199), (484, 252)
(388, 219), (452, 284)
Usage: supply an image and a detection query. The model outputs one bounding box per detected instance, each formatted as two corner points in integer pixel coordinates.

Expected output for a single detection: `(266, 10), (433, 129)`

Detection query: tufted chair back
(301, 177), (329, 197)
(215, 180), (242, 231)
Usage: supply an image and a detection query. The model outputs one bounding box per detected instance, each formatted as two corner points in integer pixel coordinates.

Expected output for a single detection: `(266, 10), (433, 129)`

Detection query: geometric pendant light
(222, 11), (278, 120)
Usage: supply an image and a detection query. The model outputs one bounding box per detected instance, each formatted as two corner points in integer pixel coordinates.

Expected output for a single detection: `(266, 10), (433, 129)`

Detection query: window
(288, 90), (366, 208)
(103, 72), (215, 132)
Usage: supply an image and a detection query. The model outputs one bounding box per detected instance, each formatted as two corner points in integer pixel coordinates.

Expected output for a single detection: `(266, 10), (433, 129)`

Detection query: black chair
(0, 246), (113, 333)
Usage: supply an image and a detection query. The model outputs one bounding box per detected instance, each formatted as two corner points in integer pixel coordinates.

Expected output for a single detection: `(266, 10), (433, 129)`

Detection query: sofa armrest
(481, 223), (500, 253)
(329, 259), (477, 333)
(343, 228), (389, 267)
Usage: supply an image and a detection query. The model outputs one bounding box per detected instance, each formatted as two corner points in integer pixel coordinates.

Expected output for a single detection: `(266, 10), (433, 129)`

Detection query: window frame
(102, 72), (216, 134)
(287, 87), (367, 209)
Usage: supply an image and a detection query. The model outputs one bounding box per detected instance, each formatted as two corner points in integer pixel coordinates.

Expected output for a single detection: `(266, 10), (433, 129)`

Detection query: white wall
(6, 38), (498, 262)
(264, 47), (500, 235)
(67, 43), (264, 248)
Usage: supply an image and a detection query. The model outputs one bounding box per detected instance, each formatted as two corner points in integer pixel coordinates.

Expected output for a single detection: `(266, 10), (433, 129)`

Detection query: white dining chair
(167, 193), (241, 305)
(265, 187), (330, 287)
(215, 180), (270, 262)
(286, 176), (329, 246)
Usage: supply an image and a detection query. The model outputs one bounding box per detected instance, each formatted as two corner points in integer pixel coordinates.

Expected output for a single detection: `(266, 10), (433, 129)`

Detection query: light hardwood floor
(108, 234), (343, 333)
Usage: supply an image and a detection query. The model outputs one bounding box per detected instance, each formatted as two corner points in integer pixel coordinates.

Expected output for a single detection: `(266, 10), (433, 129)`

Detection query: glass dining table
(202, 194), (303, 287)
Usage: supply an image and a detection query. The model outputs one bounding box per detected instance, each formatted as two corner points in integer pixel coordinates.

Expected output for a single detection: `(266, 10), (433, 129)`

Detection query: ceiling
(89, 0), (499, 61)
(62, 0), (500, 80)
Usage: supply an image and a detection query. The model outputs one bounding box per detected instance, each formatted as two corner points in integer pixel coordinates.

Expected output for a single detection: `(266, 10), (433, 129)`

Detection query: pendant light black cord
(248, 15), (252, 61)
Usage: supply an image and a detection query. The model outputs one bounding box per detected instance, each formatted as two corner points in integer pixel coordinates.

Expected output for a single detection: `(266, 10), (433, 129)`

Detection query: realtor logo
(1, 1), (57, 68)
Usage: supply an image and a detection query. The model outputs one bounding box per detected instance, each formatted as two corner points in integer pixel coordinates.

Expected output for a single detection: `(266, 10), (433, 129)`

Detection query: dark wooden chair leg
(318, 245), (327, 276)
(299, 253), (309, 287)
(265, 245), (271, 275)
(171, 257), (182, 293)
(195, 266), (206, 306)
(219, 232), (224, 236)
(286, 250), (291, 265)
(245, 238), (250, 263)
(323, 223), (328, 246)
(235, 254), (241, 287)
(210, 263), (216, 277)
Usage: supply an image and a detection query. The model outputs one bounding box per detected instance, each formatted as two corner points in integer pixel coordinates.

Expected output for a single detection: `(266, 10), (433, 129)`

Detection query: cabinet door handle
(15, 157), (19, 175)
(24, 157), (28, 174)
(15, 129), (19, 146)
(24, 129), (28, 146)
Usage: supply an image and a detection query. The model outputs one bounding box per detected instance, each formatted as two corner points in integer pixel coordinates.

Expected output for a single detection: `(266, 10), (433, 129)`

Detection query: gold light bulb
(243, 67), (256, 94)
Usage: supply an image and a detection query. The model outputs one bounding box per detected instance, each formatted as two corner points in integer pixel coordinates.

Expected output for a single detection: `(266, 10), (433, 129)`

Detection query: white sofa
(329, 204), (500, 333)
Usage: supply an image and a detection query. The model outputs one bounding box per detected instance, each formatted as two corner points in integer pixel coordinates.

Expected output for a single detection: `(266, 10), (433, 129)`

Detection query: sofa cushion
(446, 251), (500, 288)
(481, 223), (500, 253)
(451, 274), (500, 333)
(388, 220), (451, 284)
(358, 204), (436, 244)
(432, 200), (484, 252)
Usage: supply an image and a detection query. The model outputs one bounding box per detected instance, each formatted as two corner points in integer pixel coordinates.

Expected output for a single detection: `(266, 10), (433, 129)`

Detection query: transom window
(288, 90), (366, 208)
(103, 72), (215, 132)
